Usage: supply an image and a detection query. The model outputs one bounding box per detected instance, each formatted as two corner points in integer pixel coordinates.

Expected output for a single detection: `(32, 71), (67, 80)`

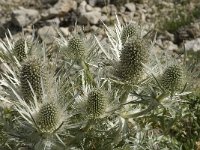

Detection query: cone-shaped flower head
(20, 58), (44, 103)
(13, 38), (32, 62)
(121, 24), (140, 45)
(36, 102), (59, 133)
(87, 89), (106, 119)
(160, 65), (184, 92)
(116, 37), (149, 83)
(67, 36), (86, 60)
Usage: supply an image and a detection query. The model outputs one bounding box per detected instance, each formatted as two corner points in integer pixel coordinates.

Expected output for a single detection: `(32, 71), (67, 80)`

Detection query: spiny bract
(67, 36), (86, 60)
(116, 37), (149, 82)
(13, 38), (31, 62)
(20, 59), (43, 103)
(36, 102), (59, 133)
(121, 24), (139, 45)
(160, 65), (184, 92)
(87, 89), (106, 119)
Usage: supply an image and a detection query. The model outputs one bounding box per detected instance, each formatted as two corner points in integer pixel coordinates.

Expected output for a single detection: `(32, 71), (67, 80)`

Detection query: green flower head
(67, 36), (86, 60)
(121, 24), (140, 45)
(36, 102), (59, 133)
(160, 65), (184, 93)
(116, 37), (149, 83)
(13, 38), (32, 62)
(87, 89), (106, 119)
(20, 58), (44, 103)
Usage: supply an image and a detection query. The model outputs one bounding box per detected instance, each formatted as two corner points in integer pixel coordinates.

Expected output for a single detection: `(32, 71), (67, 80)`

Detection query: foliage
(0, 16), (199, 150)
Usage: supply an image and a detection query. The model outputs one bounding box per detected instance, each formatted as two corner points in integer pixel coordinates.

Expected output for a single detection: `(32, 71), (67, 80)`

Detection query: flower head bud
(116, 37), (149, 83)
(36, 102), (59, 133)
(160, 65), (184, 92)
(13, 38), (31, 62)
(67, 36), (86, 60)
(121, 24), (139, 45)
(20, 58), (44, 103)
(87, 89), (106, 119)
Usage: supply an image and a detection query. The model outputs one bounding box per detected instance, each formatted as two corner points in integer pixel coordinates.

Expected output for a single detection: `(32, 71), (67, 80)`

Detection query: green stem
(123, 102), (156, 119)
(80, 60), (97, 87)
(119, 85), (132, 104)
(156, 92), (169, 102)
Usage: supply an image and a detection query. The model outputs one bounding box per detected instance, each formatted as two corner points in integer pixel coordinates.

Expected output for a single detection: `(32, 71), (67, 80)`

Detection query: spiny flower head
(160, 64), (184, 93)
(67, 36), (86, 60)
(87, 89), (106, 119)
(35, 102), (59, 133)
(20, 58), (44, 103)
(121, 24), (140, 45)
(116, 37), (149, 83)
(13, 38), (32, 62)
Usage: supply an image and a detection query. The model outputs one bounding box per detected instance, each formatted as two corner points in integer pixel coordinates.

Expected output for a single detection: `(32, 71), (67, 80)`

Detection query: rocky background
(0, 0), (200, 54)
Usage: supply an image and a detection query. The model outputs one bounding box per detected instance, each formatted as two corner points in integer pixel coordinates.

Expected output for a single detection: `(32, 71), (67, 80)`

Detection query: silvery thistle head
(20, 58), (45, 103)
(73, 72), (111, 121)
(56, 31), (98, 63)
(95, 15), (152, 84)
(115, 37), (149, 83)
(149, 51), (188, 98)
(67, 36), (86, 60)
(160, 64), (184, 94)
(121, 23), (141, 45)
(13, 38), (32, 62)
(86, 89), (107, 119)
(0, 32), (34, 67)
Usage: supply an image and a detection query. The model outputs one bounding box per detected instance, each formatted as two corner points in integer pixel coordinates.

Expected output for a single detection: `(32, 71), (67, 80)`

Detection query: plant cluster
(0, 16), (199, 150)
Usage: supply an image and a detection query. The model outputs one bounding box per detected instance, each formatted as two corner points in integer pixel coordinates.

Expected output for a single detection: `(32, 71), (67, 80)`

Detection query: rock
(163, 40), (178, 51)
(101, 15), (109, 22)
(78, 11), (101, 25)
(40, 0), (58, 5)
(120, 6), (126, 13)
(77, 1), (87, 14)
(184, 38), (200, 52)
(87, 0), (110, 7)
(125, 3), (136, 12)
(174, 24), (200, 45)
(86, 4), (93, 12)
(48, 0), (77, 17)
(157, 31), (174, 42)
(60, 27), (70, 36)
(46, 18), (60, 25)
(60, 11), (77, 26)
(76, 0), (84, 3)
(121, 12), (135, 23)
(91, 25), (98, 31)
(87, 0), (96, 6)
(85, 5), (102, 13)
(102, 4), (117, 15)
(93, 7), (102, 12)
(38, 26), (58, 44)
(11, 7), (40, 27)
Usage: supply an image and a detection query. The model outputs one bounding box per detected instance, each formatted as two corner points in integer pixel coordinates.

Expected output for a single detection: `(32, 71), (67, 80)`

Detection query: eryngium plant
(35, 102), (60, 133)
(20, 58), (44, 103)
(87, 89), (106, 119)
(115, 37), (149, 82)
(67, 36), (86, 60)
(0, 15), (199, 150)
(121, 24), (140, 45)
(160, 64), (184, 93)
(13, 38), (32, 62)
